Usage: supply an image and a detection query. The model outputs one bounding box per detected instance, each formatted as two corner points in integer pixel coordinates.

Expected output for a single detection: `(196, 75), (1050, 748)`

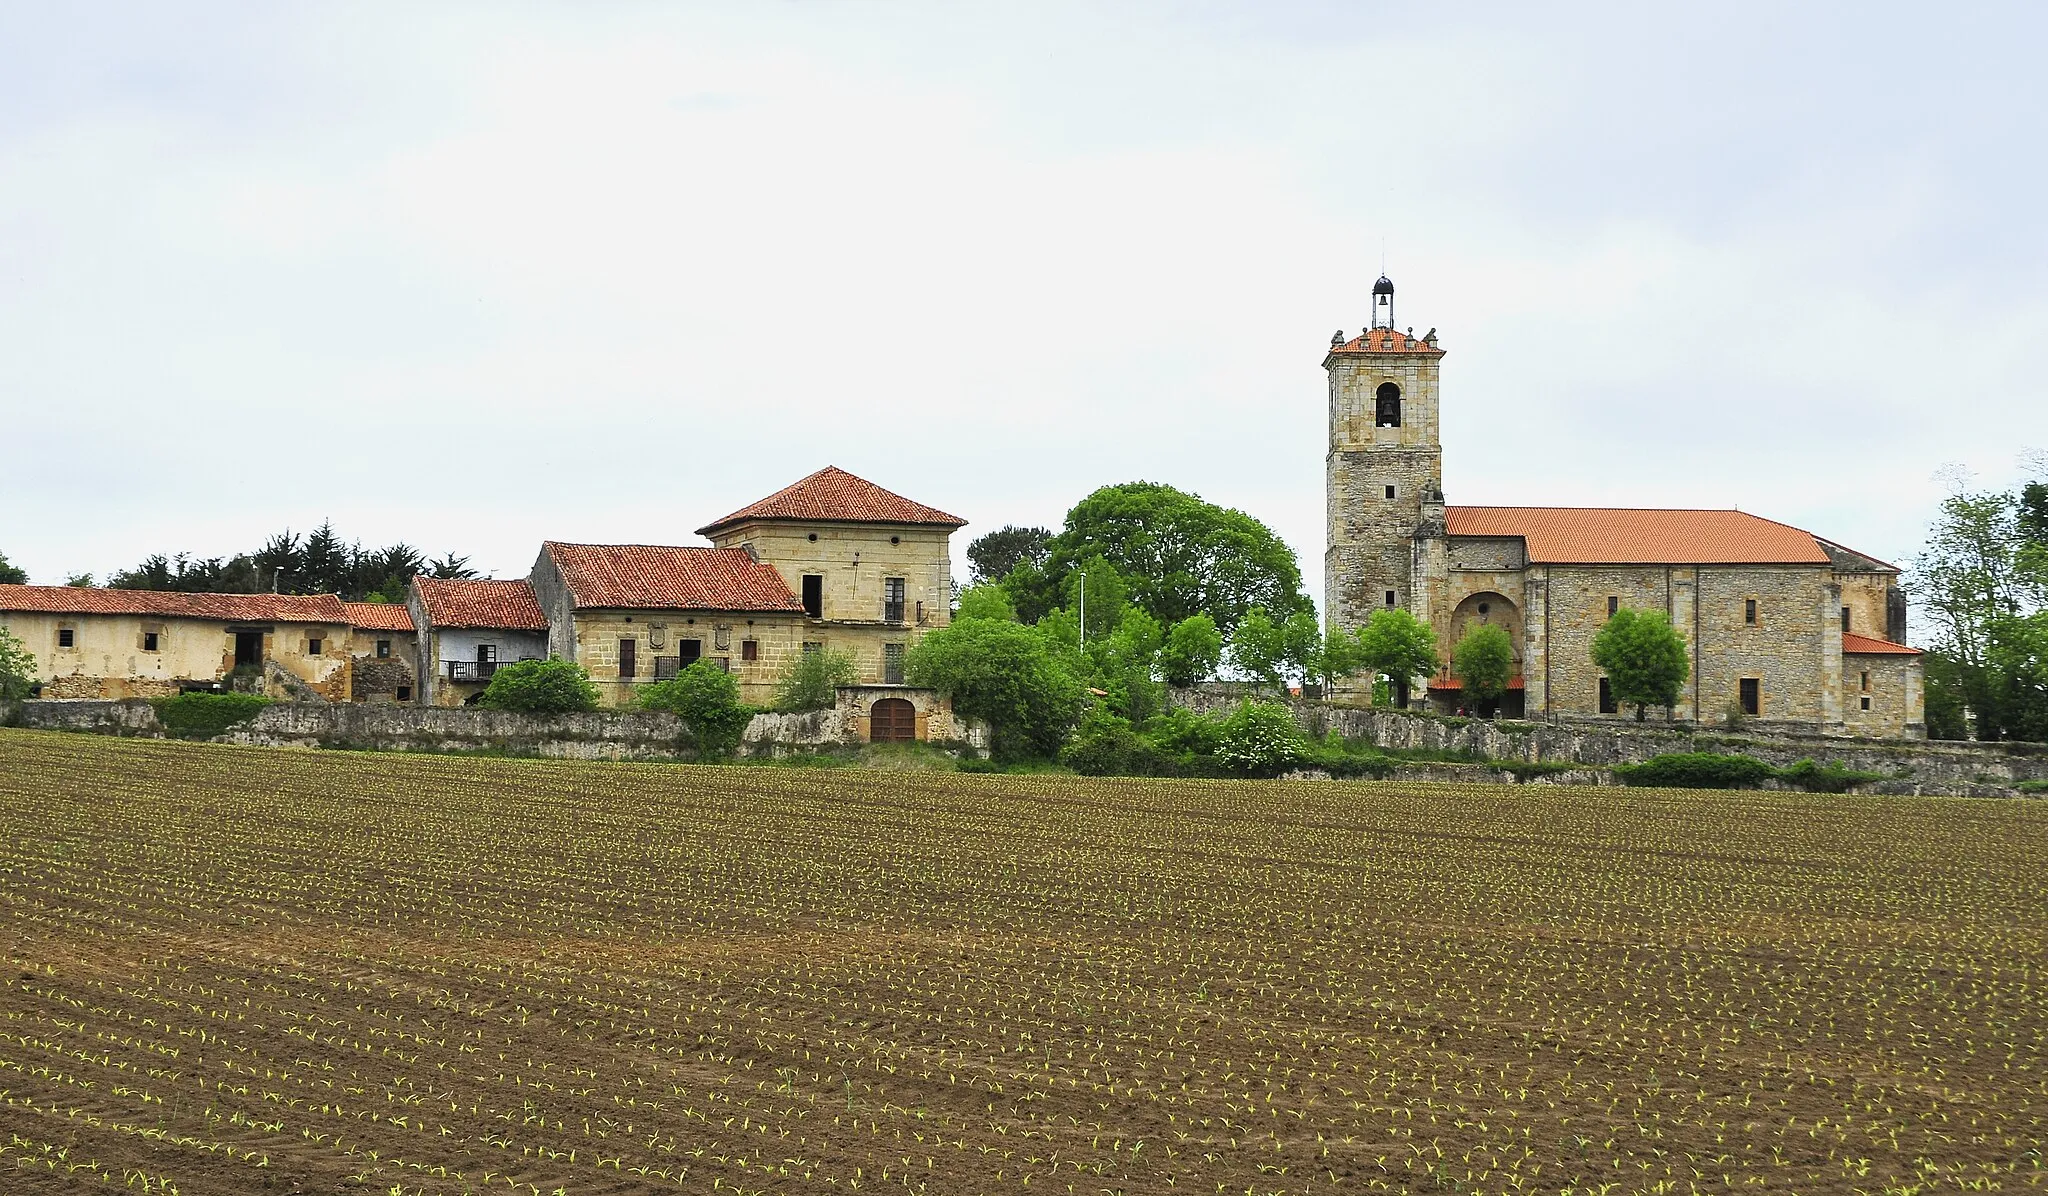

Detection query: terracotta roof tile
(1843, 632), (1921, 655)
(544, 543), (804, 613)
(1326, 328), (1445, 357)
(0, 585), (347, 623)
(697, 466), (966, 535)
(1446, 507), (1831, 565)
(412, 578), (550, 631)
(343, 601), (416, 632)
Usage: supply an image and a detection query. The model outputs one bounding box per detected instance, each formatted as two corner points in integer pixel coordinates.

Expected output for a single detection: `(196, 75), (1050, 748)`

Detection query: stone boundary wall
(5, 700), (987, 762)
(1170, 687), (2048, 791)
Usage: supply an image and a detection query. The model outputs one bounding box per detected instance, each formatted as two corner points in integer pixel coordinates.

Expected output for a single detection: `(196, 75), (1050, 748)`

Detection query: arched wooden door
(869, 698), (917, 743)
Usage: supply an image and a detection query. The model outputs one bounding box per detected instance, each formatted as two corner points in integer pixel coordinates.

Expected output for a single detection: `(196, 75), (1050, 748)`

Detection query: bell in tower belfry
(1370, 275), (1395, 330)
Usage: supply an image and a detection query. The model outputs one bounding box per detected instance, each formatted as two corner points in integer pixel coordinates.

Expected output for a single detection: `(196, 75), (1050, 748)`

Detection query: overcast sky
(4, 3), (2043, 608)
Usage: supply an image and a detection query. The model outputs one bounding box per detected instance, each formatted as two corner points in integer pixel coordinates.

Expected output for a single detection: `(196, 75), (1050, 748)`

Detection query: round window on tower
(1478, 602), (1490, 616)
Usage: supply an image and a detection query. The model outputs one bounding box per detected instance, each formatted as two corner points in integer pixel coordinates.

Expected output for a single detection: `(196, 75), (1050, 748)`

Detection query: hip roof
(697, 466), (966, 535)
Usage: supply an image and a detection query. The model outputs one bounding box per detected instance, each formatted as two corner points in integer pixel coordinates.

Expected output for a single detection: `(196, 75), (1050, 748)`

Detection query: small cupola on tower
(1370, 275), (1395, 330)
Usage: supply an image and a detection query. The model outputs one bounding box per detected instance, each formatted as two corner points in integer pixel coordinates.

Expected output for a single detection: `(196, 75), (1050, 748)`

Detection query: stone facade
(0, 607), (352, 701)
(1323, 280), (1924, 737)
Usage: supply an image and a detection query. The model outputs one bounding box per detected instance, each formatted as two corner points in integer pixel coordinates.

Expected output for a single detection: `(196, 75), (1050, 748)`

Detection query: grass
(1, 728), (2043, 1195)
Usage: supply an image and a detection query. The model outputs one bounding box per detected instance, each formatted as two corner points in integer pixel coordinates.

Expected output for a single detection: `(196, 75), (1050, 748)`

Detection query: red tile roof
(1446, 507), (1832, 565)
(412, 578), (550, 630)
(1427, 674), (1527, 691)
(0, 585), (347, 623)
(1326, 328), (1445, 357)
(343, 601), (416, 632)
(543, 543), (804, 613)
(697, 466), (967, 535)
(1843, 632), (1921, 655)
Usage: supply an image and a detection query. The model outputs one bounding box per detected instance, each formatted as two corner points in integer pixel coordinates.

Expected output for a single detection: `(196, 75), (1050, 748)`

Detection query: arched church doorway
(1439, 592), (1525, 718)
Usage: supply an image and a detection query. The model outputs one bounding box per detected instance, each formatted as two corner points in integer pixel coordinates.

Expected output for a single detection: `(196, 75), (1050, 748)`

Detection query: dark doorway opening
(233, 632), (263, 671)
(679, 638), (702, 665)
(802, 575), (824, 618)
(870, 697), (916, 743)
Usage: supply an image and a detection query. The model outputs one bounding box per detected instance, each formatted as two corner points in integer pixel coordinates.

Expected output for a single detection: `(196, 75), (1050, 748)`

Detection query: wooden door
(618, 638), (637, 679)
(870, 697), (916, 743)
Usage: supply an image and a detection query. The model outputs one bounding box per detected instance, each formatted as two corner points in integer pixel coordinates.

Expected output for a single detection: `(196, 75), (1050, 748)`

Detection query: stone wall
(7, 694), (988, 760)
(1168, 686), (2048, 793)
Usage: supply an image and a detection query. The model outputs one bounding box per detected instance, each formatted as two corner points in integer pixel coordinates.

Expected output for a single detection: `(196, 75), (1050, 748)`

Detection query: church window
(1374, 383), (1402, 428)
(1384, 591), (1397, 608)
(1598, 678), (1617, 714)
(1739, 678), (1760, 716)
(1744, 598), (1757, 625)
(1861, 695), (1871, 711)
(1860, 670), (1870, 692)
(1606, 596), (1618, 617)
(1384, 484), (1396, 500)
(1841, 605), (1851, 632)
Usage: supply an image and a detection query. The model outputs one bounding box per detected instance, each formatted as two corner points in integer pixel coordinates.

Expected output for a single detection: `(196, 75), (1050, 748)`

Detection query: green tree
(1590, 608), (1690, 721)
(1159, 613), (1223, 687)
(640, 660), (756, 757)
(771, 648), (858, 713)
(63, 572), (93, 588)
(476, 658), (600, 714)
(905, 619), (1086, 761)
(967, 525), (1052, 587)
(1228, 607), (1289, 687)
(1451, 624), (1515, 716)
(1356, 608), (1440, 709)
(1909, 486), (2047, 739)
(0, 551), (26, 585)
(0, 626), (37, 700)
(954, 584), (1018, 623)
(1014, 482), (1310, 635)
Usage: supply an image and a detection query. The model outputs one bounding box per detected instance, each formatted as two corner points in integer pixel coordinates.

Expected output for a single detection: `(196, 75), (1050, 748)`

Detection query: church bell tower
(1324, 276), (1445, 664)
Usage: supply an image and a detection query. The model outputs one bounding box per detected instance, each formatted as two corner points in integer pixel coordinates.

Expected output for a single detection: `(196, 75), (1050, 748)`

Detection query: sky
(3, 2), (2044, 612)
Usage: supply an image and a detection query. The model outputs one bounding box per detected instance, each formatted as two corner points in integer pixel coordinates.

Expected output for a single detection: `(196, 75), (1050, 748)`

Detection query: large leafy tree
(0, 551), (26, 585)
(1010, 482), (1310, 635)
(1356, 608), (1440, 708)
(1910, 484), (2048, 739)
(967, 525), (1051, 587)
(905, 618), (1086, 761)
(1591, 608), (1690, 721)
(1159, 613), (1223, 687)
(1451, 624), (1515, 715)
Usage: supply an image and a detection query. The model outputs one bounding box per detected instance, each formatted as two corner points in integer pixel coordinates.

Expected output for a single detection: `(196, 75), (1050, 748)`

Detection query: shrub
(772, 648), (858, 713)
(1215, 700), (1309, 778)
(152, 692), (272, 740)
(476, 659), (599, 714)
(2016, 779), (2048, 793)
(1500, 760), (1580, 781)
(0, 626), (36, 701)
(1777, 759), (1885, 794)
(1304, 732), (1395, 779)
(1616, 752), (1775, 790)
(1062, 710), (1179, 777)
(640, 661), (756, 758)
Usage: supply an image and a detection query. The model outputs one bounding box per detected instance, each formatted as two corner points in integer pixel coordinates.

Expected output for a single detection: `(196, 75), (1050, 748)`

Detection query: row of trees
(0, 524), (479, 601)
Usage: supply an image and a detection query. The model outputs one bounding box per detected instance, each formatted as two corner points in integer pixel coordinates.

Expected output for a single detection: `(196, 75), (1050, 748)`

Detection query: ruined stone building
(1325, 277), (1925, 737)
(0, 587), (400, 701)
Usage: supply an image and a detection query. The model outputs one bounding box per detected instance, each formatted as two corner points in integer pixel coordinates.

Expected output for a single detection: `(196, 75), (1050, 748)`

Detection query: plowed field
(0, 729), (2043, 1195)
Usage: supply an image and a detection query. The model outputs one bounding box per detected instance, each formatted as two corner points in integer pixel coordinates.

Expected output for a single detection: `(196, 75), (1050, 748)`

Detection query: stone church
(1325, 277), (1925, 737)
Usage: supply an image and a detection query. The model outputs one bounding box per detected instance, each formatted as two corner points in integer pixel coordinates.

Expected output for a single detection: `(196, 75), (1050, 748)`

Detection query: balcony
(446, 658), (536, 682)
(883, 600), (905, 625)
(652, 655), (726, 680)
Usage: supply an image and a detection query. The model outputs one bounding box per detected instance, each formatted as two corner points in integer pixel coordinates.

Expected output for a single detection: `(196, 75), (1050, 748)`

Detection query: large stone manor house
(1325, 276), (1925, 737)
